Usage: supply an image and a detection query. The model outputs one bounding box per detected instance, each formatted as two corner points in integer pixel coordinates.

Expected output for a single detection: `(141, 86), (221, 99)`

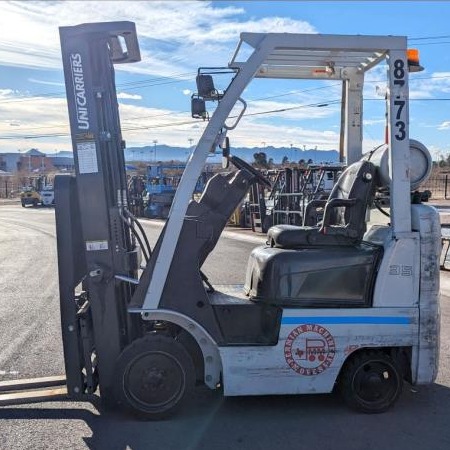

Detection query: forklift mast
(56, 22), (141, 401)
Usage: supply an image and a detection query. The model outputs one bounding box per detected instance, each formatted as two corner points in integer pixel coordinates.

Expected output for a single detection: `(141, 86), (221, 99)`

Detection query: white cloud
(362, 66), (450, 100)
(28, 78), (65, 87)
(182, 89), (192, 96)
(363, 119), (386, 126)
(0, 87), (388, 155)
(117, 92), (142, 100)
(227, 116), (340, 149)
(0, 1), (317, 77)
(0, 89), (18, 98)
(0, 88), (342, 152)
(438, 121), (450, 130)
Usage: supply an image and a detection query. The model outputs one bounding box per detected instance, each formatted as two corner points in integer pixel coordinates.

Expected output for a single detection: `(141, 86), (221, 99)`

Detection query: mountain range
(124, 145), (340, 164)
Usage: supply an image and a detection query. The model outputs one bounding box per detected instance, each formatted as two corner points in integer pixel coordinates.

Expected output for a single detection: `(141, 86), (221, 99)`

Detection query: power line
(3, 51), (450, 107)
(0, 100), (341, 140)
(410, 34), (450, 41)
(3, 70), (450, 139)
(0, 83), (341, 134)
(4, 94), (450, 141)
(0, 71), (196, 105)
(412, 41), (450, 46)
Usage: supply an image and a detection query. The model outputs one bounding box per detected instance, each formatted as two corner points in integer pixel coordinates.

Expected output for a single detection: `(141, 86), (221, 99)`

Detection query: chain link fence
(419, 174), (450, 200)
(0, 179), (20, 198)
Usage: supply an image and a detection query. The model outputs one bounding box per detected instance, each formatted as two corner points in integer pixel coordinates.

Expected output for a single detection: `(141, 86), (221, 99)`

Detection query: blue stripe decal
(281, 316), (411, 325)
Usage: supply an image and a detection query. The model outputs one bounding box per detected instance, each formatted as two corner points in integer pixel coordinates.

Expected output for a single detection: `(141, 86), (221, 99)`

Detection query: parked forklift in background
(19, 175), (54, 207)
(0, 22), (440, 420)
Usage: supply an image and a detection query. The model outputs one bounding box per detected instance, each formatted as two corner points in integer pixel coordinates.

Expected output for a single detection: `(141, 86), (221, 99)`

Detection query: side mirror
(220, 137), (230, 169)
(196, 74), (216, 99)
(191, 95), (206, 119)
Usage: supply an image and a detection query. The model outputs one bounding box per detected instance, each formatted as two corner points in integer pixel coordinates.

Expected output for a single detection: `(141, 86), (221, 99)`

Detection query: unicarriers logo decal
(70, 53), (89, 130)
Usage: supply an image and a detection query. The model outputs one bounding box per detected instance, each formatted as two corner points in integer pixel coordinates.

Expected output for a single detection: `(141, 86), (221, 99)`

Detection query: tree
(281, 155), (289, 165)
(307, 158), (314, 165)
(253, 152), (269, 168)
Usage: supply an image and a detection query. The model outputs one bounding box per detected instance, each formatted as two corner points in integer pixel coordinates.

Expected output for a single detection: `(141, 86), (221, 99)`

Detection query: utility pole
(152, 139), (158, 162)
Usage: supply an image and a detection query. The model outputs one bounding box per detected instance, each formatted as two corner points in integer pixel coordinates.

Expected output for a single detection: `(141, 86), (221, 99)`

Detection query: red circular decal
(284, 324), (336, 376)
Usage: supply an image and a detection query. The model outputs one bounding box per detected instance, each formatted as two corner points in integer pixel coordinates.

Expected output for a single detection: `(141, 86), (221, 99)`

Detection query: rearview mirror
(196, 74), (216, 99)
(191, 95), (206, 119)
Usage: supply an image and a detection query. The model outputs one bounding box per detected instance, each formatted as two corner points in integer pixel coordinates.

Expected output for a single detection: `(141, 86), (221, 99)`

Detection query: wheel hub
(141, 368), (165, 391)
(124, 351), (185, 411)
(355, 362), (397, 403)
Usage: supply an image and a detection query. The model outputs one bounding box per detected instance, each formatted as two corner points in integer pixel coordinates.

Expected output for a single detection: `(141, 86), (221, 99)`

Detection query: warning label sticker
(77, 141), (98, 174)
(86, 240), (108, 251)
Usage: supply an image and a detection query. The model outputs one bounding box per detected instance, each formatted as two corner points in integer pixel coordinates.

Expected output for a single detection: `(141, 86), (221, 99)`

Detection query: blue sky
(1, 1), (450, 160)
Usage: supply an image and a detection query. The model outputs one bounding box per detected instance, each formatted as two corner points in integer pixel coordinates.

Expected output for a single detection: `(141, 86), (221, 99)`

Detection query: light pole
(152, 139), (158, 162)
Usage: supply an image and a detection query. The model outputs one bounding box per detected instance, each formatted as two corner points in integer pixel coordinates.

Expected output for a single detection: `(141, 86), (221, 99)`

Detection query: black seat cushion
(267, 224), (360, 247)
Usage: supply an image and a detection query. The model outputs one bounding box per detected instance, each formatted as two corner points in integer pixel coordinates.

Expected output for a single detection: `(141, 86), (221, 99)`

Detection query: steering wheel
(230, 155), (272, 188)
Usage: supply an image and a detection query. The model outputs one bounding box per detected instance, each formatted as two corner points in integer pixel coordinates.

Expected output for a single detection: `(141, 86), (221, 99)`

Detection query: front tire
(114, 335), (195, 420)
(339, 350), (403, 414)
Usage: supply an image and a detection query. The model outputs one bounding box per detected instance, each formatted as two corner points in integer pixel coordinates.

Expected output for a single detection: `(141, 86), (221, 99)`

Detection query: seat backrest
(326, 160), (376, 235)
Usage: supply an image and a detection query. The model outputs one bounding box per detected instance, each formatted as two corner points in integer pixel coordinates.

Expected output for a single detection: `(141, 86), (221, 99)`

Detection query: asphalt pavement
(0, 205), (449, 450)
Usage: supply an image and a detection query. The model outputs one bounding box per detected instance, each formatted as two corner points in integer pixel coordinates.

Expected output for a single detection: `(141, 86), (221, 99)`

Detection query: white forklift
(0, 22), (440, 419)
(126, 32), (440, 418)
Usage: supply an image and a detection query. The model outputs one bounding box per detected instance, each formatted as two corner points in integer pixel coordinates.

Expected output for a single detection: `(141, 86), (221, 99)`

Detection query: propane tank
(365, 139), (432, 191)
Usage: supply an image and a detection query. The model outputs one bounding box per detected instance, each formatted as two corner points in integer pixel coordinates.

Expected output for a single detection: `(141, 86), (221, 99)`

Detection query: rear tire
(339, 350), (403, 414)
(114, 335), (195, 420)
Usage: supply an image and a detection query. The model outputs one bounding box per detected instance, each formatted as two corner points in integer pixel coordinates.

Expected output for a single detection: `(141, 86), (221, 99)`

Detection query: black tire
(339, 350), (403, 414)
(21, 201), (25, 207)
(32, 199), (38, 207)
(114, 335), (195, 420)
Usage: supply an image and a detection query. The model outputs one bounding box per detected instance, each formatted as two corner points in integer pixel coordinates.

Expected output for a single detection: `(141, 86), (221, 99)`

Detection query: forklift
(0, 22), (440, 420)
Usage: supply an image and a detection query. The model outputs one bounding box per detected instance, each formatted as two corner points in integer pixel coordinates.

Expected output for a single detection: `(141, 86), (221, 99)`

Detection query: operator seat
(267, 160), (376, 248)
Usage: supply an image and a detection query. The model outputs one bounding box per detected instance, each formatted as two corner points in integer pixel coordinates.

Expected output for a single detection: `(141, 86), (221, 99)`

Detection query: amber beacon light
(407, 48), (424, 72)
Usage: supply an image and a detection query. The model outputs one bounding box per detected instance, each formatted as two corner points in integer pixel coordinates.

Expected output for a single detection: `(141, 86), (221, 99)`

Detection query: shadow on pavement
(1, 382), (450, 450)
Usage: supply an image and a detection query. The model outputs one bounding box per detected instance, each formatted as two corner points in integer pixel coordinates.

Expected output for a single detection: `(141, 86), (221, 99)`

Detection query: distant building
(50, 156), (75, 172)
(18, 148), (54, 172)
(0, 148), (74, 173)
(0, 153), (21, 172)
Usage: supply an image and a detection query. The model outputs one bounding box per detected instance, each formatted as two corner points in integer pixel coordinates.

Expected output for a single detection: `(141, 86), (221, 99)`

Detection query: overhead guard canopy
(230, 33), (406, 79)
